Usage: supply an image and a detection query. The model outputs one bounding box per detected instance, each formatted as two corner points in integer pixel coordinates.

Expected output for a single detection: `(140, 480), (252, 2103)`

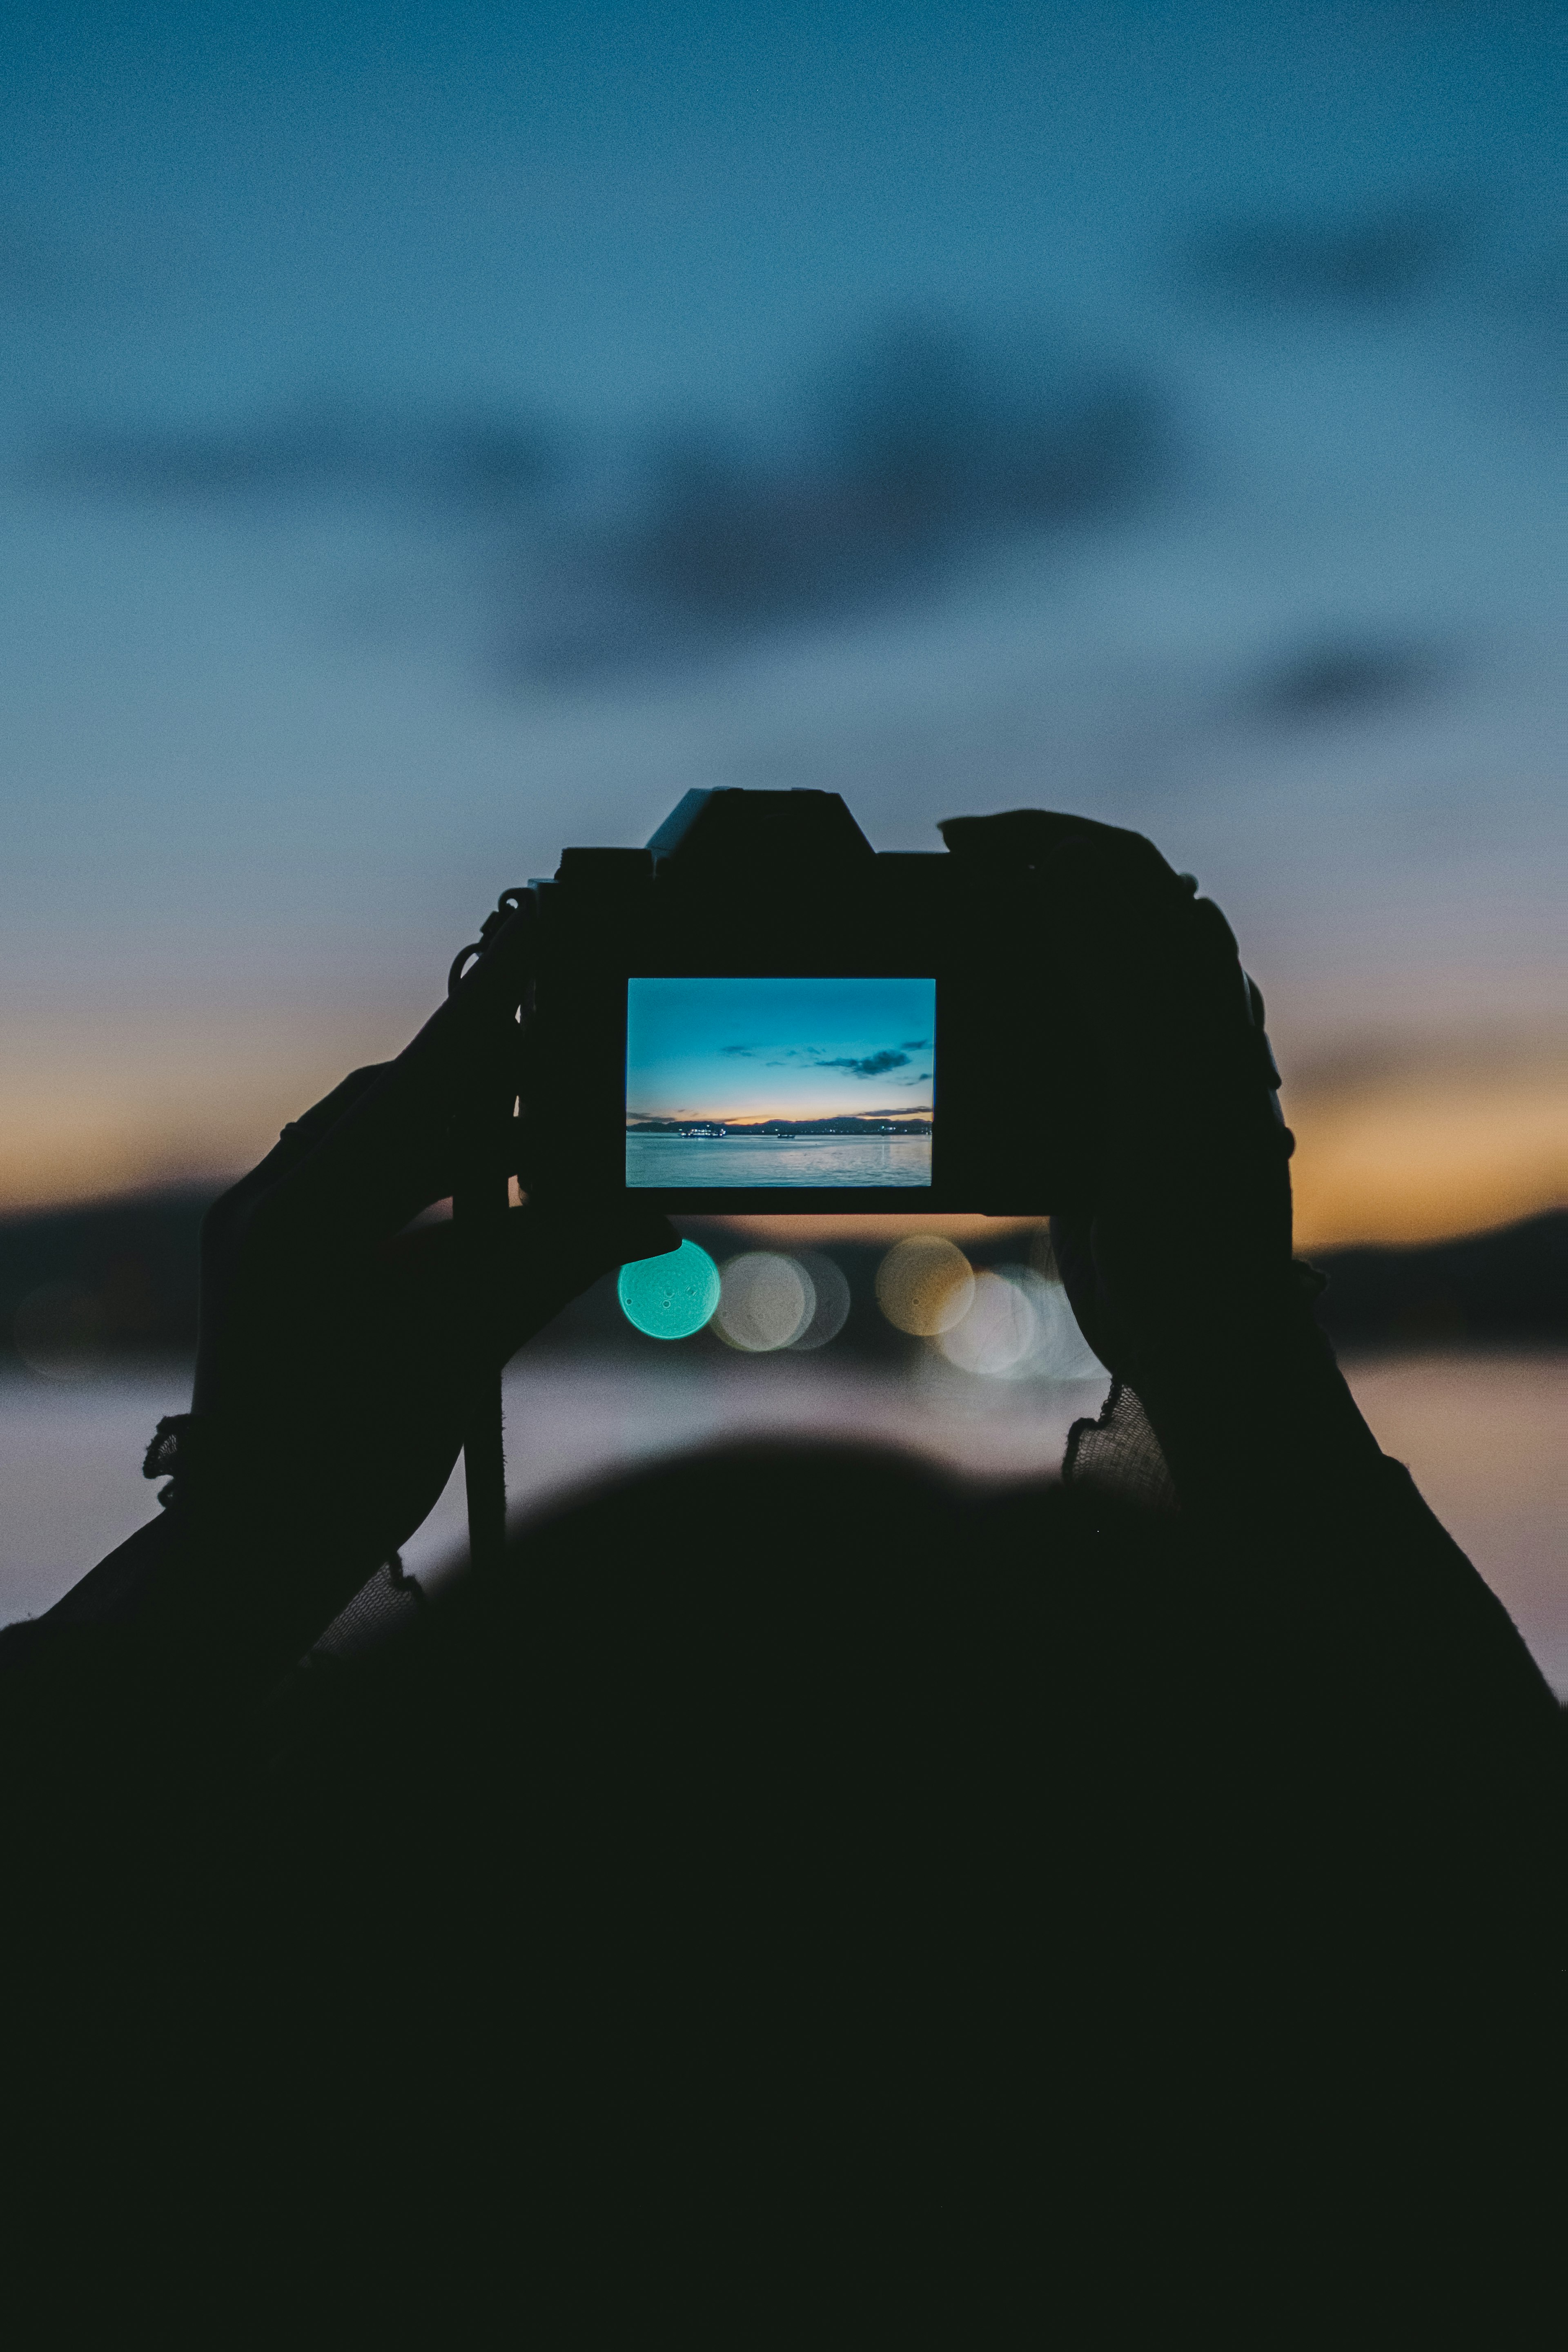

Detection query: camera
(519, 788), (1099, 1214)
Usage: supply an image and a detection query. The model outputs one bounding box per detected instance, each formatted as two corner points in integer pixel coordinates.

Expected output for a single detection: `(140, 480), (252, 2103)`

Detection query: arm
(944, 811), (1560, 1739)
(3, 896), (675, 1710)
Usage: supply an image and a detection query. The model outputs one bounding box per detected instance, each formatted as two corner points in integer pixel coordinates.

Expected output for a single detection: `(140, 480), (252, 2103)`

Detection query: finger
(488, 1212), (683, 1368)
(953, 825), (1285, 1203)
(394, 1207), (681, 1371)
(246, 1066), (392, 1187)
(939, 809), (1187, 900)
(265, 896), (537, 1244)
(1033, 834), (1252, 1068)
(941, 812), (1206, 1033)
(203, 1066), (396, 1249)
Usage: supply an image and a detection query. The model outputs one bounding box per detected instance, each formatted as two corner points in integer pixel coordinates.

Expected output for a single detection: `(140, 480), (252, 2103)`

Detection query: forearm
(0, 1506), (371, 1949)
(4, 1476), (377, 1728)
(1117, 1287), (1560, 1737)
(1127, 1271), (1385, 1526)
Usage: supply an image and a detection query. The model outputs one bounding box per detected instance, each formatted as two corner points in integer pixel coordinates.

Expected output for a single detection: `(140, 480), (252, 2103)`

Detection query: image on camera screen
(626, 976), (935, 1188)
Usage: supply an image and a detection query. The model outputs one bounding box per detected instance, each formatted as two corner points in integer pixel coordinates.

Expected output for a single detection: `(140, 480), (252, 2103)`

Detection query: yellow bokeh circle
(874, 1236), (974, 1336)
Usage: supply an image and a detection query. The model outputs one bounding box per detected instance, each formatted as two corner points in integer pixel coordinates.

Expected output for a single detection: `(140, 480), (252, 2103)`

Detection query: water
(2, 1350), (1562, 1694)
(626, 1132), (932, 1188)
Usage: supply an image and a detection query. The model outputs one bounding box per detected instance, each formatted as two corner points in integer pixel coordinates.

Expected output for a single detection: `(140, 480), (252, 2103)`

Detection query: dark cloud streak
(1190, 200), (1461, 308)
(27, 318), (1172, 682)
(718, 1042), (924, 1077)
(818, 1049), (911, 1078)
(528, 324), (1168, 673)
(1247, 638), (1446, 721)
(32, 405), (556, 508)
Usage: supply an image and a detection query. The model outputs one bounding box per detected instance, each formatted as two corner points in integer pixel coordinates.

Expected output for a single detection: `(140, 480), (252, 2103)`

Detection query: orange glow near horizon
(630, 1105), (932, 1127)
(1285, 1068), (1568, 1252)
(1, 1065), (1562, 1254)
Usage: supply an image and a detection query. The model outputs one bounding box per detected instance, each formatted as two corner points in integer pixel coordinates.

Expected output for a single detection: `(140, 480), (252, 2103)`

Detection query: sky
(1, 0), (1563, 1242)
(626, 976), (935, 1123)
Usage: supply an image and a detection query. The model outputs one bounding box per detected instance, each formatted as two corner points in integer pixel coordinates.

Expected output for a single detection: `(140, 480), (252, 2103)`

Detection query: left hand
(182, 903), (676, 1657)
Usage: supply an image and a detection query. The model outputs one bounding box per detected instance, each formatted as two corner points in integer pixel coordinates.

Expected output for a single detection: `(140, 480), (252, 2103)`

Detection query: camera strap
(448, 890), (530, 1580)
(456, 1203), (508, 1579)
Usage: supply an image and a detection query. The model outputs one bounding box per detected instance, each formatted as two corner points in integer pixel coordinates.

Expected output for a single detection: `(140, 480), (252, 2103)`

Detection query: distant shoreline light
(628, 1114), (932, 1132)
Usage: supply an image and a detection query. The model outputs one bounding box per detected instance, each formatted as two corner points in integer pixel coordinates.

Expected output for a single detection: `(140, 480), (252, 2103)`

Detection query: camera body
(520, 788), (1098, 1214)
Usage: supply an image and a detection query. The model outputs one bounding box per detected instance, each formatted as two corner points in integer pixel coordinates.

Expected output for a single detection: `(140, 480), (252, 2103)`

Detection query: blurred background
(2, 2), (1562, 1675)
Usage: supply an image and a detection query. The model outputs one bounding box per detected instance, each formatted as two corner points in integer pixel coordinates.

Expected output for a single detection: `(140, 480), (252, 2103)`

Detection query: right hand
(939, 812), (1302, 1439)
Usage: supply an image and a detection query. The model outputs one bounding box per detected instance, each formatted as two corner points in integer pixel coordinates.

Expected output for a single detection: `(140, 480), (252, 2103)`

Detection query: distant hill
(627, 1116), (932, 1137)
(0, 1189), (213, 1369)
(1305, 1210), (1566, 1353)
(0, 1189), (1561, 1369)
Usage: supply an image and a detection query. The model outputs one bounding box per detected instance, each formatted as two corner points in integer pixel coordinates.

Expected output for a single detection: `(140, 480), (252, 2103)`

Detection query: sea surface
(627, 1132), (932, 1188)
(2, 1348), (1563, 1695)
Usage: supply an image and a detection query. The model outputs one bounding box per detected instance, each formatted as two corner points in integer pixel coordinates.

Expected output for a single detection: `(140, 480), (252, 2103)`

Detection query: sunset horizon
(627, 1104), (933, 1128)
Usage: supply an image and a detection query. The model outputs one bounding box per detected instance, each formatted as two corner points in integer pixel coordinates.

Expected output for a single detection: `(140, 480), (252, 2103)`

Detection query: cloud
(1190, 200), (1460, 307)
(1247, 638), (1446, 722)
(898, 1037), (931, 1050)
(33, 405), (555, 508)
(721, 1043), (844, 1066)
(819, 1049), (911, 1078)
(722, 1042), (923, 1076)
(522, 323), (1167, 673)
(719, 1042), (919, 1076)
(32, 315), (1167, 681)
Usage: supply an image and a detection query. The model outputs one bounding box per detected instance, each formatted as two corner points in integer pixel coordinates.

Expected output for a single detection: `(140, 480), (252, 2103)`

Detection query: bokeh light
(617, 1240), (721, 1340)
(787, 1252), (853, 1351)
(936, 1265), (1106, 1382)
(875, 1236), (975, 1336)
(713, 1252), (814, 1352)
(1025, 1274), (1106, 1383)
(938, 1270), (1038, 1377)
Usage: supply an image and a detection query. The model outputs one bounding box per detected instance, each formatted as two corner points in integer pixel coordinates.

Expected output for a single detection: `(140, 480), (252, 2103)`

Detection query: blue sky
(626, 976), (935, 1122)
(0, 0), (1561, 1238)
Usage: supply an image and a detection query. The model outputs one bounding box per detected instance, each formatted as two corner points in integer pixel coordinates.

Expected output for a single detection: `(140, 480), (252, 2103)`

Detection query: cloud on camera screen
(626, 976), (935, 1189)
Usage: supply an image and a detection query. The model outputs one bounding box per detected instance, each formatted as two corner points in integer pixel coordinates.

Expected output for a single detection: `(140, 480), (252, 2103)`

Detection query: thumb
(401, 1208), (681, 1369)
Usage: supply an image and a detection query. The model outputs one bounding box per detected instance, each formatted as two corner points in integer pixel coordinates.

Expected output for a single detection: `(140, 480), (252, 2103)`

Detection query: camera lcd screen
(625, 976), (935, 1189)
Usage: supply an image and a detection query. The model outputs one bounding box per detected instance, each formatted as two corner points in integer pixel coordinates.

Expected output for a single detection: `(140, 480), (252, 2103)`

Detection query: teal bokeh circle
(617, 1239), (721, 1340)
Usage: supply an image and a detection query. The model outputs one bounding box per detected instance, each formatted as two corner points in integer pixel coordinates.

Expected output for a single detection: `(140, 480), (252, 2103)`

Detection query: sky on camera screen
(626, 977), (935, 1127)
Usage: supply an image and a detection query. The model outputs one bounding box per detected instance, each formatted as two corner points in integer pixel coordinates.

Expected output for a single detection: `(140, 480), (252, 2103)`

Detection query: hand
(940, 813), (1371, 1505)
(180, 898), (676, 1661)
